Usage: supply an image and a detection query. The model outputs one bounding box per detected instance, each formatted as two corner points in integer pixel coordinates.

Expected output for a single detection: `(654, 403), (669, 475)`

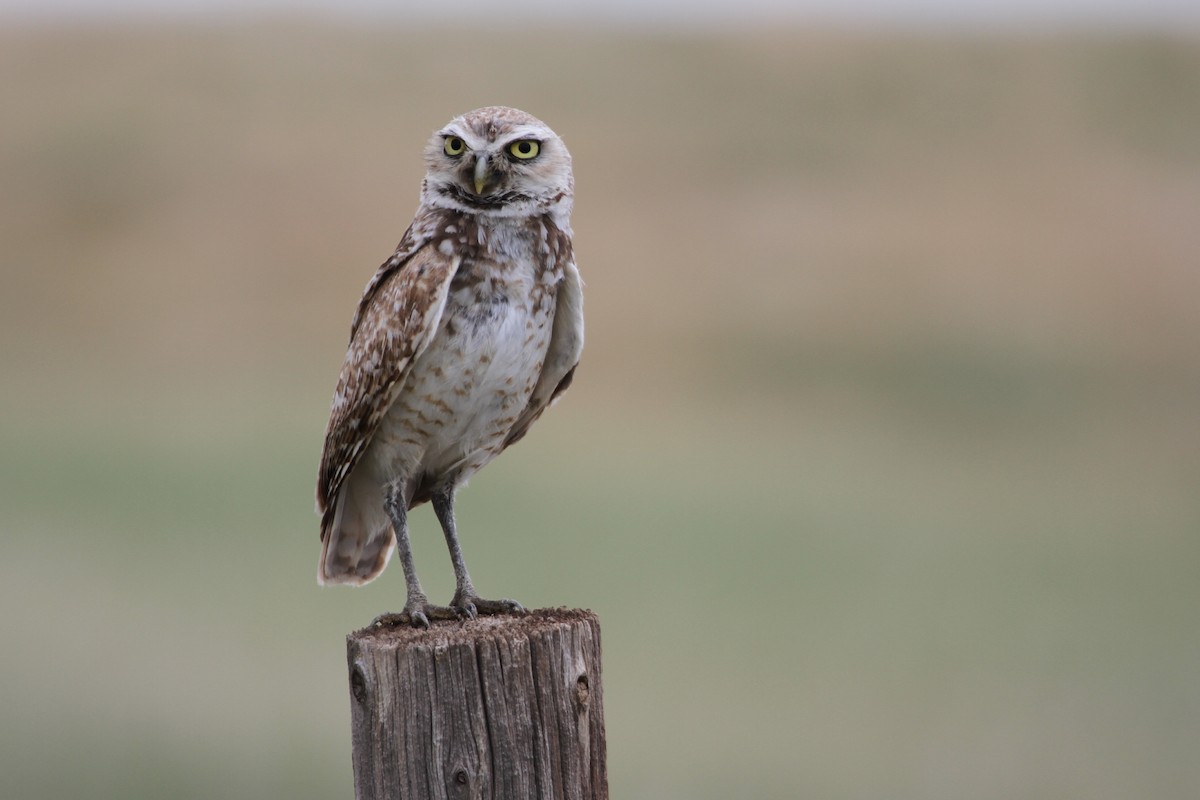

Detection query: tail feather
(318, 472), (393, 586)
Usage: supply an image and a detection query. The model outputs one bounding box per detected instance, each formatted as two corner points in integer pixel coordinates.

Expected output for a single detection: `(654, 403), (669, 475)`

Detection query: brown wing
(503, 255), (584, 449)
(316, 240), (459, 526)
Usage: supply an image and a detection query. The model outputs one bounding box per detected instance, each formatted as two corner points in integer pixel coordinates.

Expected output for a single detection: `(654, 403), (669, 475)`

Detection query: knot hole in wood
(575, 673), (590, 708)
(350, 660), (369, 706)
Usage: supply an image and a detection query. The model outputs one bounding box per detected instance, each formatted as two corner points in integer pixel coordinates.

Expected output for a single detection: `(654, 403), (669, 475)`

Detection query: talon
(453, 593), (524, 618)
(370, 599), (459, 629)
(488, 598), (524, 615)
(370, 611), (408, 628)
(416, 601), (459, 625)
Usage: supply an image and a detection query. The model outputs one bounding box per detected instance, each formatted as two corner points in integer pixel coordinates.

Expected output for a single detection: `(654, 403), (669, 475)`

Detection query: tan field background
(2, 19), (1199, 799)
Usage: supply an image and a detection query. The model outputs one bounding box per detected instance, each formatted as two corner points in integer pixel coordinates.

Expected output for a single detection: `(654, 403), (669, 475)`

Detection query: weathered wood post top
(346, 607), (607, 800)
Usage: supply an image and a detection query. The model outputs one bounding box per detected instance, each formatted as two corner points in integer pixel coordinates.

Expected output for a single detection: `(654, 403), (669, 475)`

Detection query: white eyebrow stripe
(503, 125), (547, 140)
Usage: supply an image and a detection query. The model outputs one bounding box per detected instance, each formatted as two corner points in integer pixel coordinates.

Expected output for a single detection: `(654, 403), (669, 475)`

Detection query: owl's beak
(473, 154), (491, 196)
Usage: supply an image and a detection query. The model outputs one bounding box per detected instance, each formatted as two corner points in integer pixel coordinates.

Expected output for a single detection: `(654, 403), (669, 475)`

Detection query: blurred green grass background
(2, 20), (1199, 799)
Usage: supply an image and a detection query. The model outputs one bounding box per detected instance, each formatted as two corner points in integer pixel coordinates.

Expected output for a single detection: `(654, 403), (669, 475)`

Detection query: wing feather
(316, 239), (459, 527)
(504, 256), (584, 449)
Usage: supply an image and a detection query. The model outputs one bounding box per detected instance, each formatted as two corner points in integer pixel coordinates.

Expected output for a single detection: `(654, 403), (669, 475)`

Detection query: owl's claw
(453, 597), (478, 620)
(371, 599), (460, 629)
(370, 595), (522, 630)
(453, 592), (525, 618)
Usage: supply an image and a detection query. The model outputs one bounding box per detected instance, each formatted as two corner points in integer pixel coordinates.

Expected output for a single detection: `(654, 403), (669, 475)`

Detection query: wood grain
(346, 608), (607, 800)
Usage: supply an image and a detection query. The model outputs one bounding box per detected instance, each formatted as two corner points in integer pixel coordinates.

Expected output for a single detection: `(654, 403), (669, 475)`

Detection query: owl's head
(420, 106), (573, 224)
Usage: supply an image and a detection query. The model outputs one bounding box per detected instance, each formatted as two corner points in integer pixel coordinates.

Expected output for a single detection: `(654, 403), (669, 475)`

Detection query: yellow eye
(508, 140), (540, 160)
(443, 136), (466, 157)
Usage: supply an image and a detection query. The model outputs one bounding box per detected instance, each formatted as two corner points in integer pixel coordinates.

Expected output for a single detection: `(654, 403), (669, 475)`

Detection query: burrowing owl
(316, 107), (583, 628)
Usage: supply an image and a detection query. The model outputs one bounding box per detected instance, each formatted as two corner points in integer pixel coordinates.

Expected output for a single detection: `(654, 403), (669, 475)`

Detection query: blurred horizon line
(3, 0), (1200, 33)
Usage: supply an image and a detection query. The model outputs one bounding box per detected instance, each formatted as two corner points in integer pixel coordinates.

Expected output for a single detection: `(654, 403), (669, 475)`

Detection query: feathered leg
(431, 486), (525, 618)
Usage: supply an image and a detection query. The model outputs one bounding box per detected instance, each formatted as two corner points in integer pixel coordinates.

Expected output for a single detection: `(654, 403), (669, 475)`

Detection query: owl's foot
(450, 591), (526, 620)
(370, 596), (524, 629)
(371, 599), (460, 629)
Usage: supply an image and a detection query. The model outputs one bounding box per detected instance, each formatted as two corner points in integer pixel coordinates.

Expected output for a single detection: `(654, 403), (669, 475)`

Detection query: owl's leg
(431, 487), (525, 618)
(371, 480), (457, 629)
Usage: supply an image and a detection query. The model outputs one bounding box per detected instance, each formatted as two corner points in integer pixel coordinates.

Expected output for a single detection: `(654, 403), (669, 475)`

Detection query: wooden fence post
(345, 607), (607, 800)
